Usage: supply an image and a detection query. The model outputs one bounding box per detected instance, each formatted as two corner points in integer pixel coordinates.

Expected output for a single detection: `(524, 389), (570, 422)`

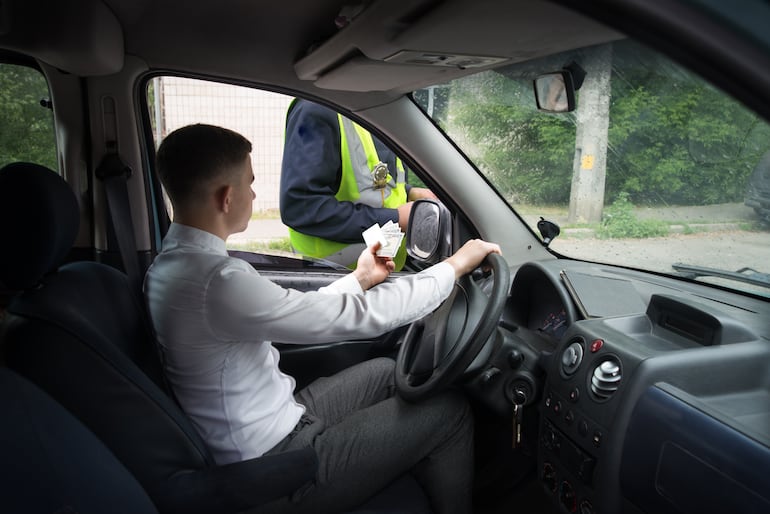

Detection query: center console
(537, 293), (760, 513)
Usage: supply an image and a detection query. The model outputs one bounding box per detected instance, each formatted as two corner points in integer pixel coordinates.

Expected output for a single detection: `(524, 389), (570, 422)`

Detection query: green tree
(0, 64), (57, 170)
(424, 40), (770, 208)
(446, 72), (575, 205)
(605, 47), (770, 205)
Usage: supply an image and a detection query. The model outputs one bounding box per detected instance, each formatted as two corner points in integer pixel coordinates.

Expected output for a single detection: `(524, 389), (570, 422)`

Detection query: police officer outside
(280, 99), (436, 269)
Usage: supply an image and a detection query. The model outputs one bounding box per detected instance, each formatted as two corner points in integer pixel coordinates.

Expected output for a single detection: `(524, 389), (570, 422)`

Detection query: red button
(590, 339), (604, 353)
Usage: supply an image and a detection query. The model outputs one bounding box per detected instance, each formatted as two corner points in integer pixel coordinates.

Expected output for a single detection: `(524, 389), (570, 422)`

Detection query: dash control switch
(561, 340), (584, 376)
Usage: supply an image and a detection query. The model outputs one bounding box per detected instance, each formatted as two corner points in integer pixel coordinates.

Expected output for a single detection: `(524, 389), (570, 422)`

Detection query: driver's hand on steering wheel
(445, 239), (502, 279)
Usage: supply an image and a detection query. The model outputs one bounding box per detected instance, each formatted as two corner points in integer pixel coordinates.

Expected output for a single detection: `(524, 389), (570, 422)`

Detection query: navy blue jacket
(279, 100), (409, 244)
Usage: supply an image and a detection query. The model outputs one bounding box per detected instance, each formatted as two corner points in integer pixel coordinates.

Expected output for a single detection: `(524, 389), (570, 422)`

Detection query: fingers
(407, 187), (438, 201)
(482, 240), (502, 257)
(354, 243), (395, 290)
(445, 239), (502, 278)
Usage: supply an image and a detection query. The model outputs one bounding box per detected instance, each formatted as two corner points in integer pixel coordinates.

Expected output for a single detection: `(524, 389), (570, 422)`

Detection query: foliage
(0, 64), (57, 170)
(442, 73), (574, 204)
(596, 192), (669, 239)
(605, 55), (769, 205)
(418, 40), (770, 208)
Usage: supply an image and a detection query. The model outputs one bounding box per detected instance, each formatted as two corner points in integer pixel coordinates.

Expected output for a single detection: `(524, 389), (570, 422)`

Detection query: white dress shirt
(144, 223), (456, 464)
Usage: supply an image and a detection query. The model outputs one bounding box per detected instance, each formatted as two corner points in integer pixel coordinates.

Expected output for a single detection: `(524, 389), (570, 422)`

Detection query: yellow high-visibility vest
(288, 112), (408, 269)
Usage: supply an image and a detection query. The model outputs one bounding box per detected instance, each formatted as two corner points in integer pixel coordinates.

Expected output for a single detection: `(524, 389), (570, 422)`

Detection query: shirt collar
(164, 223), (228, 256)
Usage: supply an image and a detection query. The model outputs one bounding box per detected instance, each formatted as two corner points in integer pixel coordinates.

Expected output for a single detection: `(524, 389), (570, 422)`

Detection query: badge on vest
(371, 161), (391, 205)
(371, 162), (389, 190)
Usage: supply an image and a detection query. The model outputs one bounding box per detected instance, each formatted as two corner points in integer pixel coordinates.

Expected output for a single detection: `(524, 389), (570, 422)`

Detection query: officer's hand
(407, 187), (438, 201)
(396, 202), (414, 232)
(353, 242), (395, 291)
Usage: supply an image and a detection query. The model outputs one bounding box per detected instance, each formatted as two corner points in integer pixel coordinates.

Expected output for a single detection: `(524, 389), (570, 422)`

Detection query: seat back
(0, 162), (316, 513)
(0, 367), (159, 514)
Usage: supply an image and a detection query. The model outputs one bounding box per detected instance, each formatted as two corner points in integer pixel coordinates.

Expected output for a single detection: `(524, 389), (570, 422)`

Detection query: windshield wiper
(672, 263), (770, 289)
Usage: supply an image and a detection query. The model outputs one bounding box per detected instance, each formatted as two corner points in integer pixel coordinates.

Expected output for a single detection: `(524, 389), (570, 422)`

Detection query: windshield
(414, 38), (770, 297)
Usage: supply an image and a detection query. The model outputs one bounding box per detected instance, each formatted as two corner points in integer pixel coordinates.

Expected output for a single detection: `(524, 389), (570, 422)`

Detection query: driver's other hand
(353, 242), (395, 291)
(445, 239), (502, 279)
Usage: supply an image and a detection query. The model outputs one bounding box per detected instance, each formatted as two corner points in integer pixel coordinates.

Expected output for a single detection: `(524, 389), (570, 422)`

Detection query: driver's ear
(216, 184), (233, 213)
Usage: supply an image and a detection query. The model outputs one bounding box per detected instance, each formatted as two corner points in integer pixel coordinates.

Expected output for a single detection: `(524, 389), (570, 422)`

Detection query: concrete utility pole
(568, 44), (613, 223)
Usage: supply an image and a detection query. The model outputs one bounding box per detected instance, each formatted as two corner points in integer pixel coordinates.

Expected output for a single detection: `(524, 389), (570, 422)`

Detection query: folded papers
(362, 221), (404, 258)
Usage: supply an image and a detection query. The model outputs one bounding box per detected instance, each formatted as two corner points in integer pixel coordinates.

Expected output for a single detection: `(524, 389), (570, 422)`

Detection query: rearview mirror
(533, 71), (576, 113)
(406, 199), (452, 264)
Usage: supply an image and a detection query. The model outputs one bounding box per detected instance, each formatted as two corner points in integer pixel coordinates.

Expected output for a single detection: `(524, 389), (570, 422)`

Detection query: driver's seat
(0, 161), (433, 514)
(0, 162), (318, 513)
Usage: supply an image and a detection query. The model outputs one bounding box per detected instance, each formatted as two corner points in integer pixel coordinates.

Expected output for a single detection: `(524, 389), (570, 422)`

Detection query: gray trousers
(259, 357), (474, 514)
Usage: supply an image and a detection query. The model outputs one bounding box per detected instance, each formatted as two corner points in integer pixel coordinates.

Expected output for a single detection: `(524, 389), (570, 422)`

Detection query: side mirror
(533, 71), (576, 113)
(406, 199), (452, 265)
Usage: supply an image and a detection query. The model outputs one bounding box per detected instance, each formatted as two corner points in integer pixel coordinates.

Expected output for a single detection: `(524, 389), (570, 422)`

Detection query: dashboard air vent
(590, 358), (621, 400)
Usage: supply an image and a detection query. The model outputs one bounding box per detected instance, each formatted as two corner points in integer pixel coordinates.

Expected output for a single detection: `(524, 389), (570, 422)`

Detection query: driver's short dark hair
(156, 124), (252, 207)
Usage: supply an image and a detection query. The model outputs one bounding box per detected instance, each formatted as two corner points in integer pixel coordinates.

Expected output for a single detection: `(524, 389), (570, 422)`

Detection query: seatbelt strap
(96, 147), (142, 292)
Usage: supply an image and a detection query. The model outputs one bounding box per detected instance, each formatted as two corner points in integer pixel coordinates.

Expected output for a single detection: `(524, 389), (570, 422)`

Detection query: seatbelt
(96, 145), (142, 293)
(96, 147), (181, 399)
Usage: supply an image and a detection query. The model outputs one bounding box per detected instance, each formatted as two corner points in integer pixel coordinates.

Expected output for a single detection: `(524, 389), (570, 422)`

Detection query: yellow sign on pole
(581, 154), (595, 170)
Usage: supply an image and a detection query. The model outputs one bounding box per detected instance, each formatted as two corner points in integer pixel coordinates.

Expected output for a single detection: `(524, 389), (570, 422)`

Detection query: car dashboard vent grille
(591, 357), (621, 400)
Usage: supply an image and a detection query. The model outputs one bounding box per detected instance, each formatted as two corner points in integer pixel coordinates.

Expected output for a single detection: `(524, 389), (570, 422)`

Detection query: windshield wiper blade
(672, 263), (770, 289)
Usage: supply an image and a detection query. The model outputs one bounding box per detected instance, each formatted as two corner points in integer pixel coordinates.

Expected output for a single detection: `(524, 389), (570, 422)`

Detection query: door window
(0, 63), (56, 170)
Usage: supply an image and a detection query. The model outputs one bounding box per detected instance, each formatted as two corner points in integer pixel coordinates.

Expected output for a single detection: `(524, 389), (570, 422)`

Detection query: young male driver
(144, 124), (502, 514)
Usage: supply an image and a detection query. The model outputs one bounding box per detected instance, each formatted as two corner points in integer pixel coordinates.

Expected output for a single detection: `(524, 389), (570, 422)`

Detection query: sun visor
(294, 0), (620, 93)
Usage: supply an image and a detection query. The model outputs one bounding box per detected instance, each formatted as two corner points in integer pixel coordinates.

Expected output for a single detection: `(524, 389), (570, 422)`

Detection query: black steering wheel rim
(395, 253), (510, 402)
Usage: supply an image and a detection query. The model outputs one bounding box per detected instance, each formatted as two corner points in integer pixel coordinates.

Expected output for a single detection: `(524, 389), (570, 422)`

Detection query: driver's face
(228, 156), (255, 234)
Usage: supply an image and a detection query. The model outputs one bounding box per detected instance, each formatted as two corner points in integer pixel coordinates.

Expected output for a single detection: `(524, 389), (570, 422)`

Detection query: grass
(518, 197), (765, 239)
(250, 209), (281, 221)
(739, 220), (769, 232)
(228, 237), (293, 253)
(515, 204), (568, 219)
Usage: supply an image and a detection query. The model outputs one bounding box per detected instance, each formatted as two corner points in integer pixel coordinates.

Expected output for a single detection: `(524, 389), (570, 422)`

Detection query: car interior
(1, 1), (770, 513)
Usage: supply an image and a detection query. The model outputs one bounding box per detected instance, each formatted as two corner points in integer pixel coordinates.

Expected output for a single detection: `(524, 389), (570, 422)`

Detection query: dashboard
(468, 259), (770, 514)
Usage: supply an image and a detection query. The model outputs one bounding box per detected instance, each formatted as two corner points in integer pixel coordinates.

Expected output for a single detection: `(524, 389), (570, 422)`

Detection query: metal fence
(152, 76), (293, 213)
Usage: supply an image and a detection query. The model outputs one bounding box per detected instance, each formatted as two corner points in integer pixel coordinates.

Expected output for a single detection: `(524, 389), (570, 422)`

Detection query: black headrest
(0, 162), (79, 290)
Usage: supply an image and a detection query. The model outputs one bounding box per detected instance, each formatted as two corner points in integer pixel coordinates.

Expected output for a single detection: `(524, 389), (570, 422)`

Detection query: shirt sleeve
(205, 260), (456, 344)
(279, 100), (400, 243)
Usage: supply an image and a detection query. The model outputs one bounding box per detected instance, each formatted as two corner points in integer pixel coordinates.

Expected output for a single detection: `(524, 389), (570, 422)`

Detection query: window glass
(146, 77), (294, 256)
(414, 39), (770, 297)
(145, 77), (427, 269)
(0, 64), (56, 170)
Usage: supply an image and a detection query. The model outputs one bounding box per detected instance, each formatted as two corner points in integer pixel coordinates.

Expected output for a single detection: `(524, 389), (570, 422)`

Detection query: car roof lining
(5, 0), (769, 121)
(1, 0), (622, 111)
(0, 0), (124, 76)
(294, 0), (623, 93)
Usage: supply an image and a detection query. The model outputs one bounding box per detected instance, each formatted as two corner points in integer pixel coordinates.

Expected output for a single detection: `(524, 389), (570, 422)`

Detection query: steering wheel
(395, 253), (510, 402)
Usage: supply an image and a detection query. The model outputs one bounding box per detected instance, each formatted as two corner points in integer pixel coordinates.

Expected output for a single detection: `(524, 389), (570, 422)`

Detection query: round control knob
(561, 341), (584, 376)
